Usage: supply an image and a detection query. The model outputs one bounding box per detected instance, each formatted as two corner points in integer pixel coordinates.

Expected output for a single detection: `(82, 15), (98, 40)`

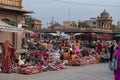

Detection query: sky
(23, 0), (120, 28)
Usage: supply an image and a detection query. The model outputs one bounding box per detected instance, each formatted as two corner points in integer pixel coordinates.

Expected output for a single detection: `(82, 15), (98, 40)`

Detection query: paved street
(0, 63), (114, 80)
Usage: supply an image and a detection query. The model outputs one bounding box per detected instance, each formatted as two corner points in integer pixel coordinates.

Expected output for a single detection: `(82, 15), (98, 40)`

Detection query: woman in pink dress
(114, 42), (120, 80)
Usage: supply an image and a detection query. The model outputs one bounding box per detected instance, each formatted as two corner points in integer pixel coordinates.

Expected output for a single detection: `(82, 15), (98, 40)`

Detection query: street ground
(0, 63), (114, 80)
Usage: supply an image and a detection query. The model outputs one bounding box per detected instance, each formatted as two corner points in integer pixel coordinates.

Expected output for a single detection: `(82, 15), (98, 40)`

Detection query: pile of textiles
(84, 56), (96, 65)
(13, 58), (67, 75)
(13, 64), (42, 75)
(20, 66), (41, 75)
(67, 54), (100, 66)
(47, 58), (67, 71)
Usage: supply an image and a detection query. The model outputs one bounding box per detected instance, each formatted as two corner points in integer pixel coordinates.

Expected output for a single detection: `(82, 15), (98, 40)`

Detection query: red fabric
(35, 54), (40, 58)
(97, 43), (103, 52)
(43, 53), (49, 59)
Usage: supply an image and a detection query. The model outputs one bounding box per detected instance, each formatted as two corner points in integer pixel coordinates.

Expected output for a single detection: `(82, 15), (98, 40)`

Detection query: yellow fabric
(42, 43), (48, 49)
(71, 54), (77, 60)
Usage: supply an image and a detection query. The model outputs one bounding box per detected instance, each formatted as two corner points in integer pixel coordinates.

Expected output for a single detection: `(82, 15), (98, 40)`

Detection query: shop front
(0, 20), (24, 54)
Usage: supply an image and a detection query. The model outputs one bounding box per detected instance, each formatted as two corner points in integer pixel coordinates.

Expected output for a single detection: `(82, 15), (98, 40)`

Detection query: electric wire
(52, 0), (120, 7)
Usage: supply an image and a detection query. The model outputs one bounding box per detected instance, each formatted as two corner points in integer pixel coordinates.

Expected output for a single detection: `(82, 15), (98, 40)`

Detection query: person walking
(114, 42), (120, 80)
(109, 40), (118, 62)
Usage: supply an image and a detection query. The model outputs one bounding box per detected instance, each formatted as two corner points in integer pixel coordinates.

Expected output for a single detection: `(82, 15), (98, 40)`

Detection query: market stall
(0, 20), (24, 50)
(0, 20), (24, 68)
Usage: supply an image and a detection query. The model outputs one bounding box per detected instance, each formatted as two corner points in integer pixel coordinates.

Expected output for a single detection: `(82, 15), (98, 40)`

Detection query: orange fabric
(63, 52), (69, 60)
(2, 40), (10, 68)
(1, 40), (13, 73)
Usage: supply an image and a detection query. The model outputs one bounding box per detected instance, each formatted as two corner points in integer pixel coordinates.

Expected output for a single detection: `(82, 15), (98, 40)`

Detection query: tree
(78, 21), (89, 28)
(71, 22), (77, 27)
(49, 21), (61, 29)
(24, 15), (34, 29)
(112, 24), (118, 30)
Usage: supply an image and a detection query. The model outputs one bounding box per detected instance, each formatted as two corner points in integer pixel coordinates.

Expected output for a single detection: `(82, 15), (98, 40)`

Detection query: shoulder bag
(109, 55), (118, 71)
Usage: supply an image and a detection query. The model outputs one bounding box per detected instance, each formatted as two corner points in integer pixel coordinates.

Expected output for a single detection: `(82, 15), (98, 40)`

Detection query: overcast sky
(23, 0), (120, 28)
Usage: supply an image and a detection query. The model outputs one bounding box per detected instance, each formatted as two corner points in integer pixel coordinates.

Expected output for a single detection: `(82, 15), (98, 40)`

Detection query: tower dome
(100, 9), (109, 17)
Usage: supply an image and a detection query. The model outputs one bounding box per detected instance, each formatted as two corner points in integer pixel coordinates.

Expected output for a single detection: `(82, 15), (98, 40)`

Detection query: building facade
(63, 21), (78, 28)
(33, 19), (42, 30)
(0, 0), (31, 51)
(84, 18), (97, 28)
(97, 9), (112, 30)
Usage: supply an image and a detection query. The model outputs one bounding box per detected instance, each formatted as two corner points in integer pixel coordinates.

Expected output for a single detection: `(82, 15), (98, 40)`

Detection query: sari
(1, 40), (13, 73)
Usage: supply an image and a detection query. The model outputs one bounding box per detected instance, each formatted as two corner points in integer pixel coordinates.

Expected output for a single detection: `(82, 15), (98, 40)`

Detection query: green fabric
(2, 20), (18, 27)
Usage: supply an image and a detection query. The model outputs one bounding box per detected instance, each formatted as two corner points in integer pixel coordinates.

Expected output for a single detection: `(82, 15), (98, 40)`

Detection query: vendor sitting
(100, 50), (110, 63)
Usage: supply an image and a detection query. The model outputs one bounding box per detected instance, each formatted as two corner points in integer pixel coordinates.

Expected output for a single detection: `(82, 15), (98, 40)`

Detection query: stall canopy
(73, 33), (83, 36)
(0, 20), (24, 33)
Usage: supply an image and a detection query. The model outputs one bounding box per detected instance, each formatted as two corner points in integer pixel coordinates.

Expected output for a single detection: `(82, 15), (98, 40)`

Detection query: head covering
(113, 40), (118, 50)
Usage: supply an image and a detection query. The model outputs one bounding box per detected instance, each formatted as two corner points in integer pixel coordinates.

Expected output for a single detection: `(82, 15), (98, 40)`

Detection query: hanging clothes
(1, 40), (14, 73)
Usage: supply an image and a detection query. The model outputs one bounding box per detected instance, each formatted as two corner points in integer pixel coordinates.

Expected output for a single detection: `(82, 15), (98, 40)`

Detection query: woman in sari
(114, 42), (120, 80)
(1, 40), (15, 73)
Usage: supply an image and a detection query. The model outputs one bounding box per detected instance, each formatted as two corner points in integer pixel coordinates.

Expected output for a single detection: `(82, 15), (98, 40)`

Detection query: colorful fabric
(97, 43), (103, 53)
(43, 53), (49, 59)
(114, 42), (120, 80)
(71, 54), (78, 60)
(1, 40), (13, 73)
(63, 52), (69, 60)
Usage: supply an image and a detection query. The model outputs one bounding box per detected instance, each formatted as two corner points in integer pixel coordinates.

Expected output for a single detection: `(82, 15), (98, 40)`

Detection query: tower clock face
(0, 0), (21, 7)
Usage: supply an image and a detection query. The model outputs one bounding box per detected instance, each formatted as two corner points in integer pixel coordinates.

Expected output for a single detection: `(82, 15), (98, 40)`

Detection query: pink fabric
(76, 49), (80, 53)
(114, 42), (120, 80)
(72, 48), (80, 54)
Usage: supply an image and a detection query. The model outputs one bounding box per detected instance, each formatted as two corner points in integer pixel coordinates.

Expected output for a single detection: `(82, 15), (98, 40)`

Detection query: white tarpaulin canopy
(49, 33), (58, 36)
(74, 33), (83, 36)
(0, 20), (24, 33)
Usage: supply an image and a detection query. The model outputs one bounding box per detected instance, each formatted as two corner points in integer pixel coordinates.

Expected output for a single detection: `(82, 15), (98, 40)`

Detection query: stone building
(63, 21), (78, 28)
(0, 0), (31, 52)
(84, 18), (97, 28)
(97, 9), (112, 30)
(33, 19), (42, 30)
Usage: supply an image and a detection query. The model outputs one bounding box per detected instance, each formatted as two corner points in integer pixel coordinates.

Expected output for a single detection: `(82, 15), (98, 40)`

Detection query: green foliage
(78, 21), (89, 28)
(24, 15), (34, 29)
(70, 23), (77, 27)
(49, 21), (61, 29)
(112, 24), (118, 30)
